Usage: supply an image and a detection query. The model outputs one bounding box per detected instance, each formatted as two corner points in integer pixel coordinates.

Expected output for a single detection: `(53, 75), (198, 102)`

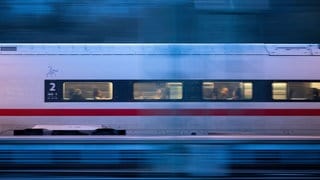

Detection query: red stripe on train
(0, 109), (320, 116)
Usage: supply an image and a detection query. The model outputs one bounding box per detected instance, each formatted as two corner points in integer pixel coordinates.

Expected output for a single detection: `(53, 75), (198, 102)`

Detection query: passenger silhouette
(70, 88), (85, 101)
(218, 87), (229, 99)
(312, 88), (319, 100)
(93, 88), (105, 100)
(232, 88), (242, 100)
(211, 88), (218, 99)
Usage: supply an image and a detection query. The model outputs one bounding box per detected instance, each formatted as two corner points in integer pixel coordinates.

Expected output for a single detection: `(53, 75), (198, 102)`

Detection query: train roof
(0, 43), (319, 55)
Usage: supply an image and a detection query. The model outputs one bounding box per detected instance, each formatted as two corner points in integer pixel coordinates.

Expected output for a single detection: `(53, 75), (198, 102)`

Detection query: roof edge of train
(0, 43), (319, 55)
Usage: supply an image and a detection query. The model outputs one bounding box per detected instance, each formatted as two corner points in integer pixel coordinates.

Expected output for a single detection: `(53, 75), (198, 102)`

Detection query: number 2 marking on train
(49, 82), (56, 91)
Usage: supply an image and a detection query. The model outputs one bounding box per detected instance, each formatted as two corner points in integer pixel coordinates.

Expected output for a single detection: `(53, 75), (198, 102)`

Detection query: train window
(202, 82), (252, 100)
(273, 82), (320, 101)
(272, 83), (287, 100)
(63, 82), (113, 101)
(134, 82), (183, 100)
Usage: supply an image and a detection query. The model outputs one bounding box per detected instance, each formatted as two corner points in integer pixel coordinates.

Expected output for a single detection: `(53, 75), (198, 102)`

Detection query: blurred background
(0, 0), (320, 43)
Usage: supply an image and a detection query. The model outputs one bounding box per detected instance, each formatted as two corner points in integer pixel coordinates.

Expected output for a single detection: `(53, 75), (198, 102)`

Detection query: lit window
(134, 82), (183, 100)
(272, 82), (287, 100)
(203, 82), (252, 100)
(272, 82), (320, 100)
(63, 82), (113, 101)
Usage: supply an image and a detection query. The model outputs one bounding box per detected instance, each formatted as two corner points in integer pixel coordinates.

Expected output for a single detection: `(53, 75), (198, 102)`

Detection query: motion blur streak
(0, 136), (320, 179)
(1, 0), (320, 42)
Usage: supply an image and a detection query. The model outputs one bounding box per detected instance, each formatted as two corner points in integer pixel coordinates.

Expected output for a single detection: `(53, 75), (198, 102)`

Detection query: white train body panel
(1, 44), (320, 135)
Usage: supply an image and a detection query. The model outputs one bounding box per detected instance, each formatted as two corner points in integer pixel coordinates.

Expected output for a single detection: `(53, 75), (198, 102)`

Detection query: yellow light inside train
(243, 83), (253, 99)
(311, 82), (320, 89)
(272, 83), (287, 100)
(134, 82), (183, 100)
(63, 82), (113, 101)
(202, 82), (252, 100)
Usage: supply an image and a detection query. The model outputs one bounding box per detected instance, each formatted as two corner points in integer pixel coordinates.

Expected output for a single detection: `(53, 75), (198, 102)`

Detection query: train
(0, 43), (320, 136)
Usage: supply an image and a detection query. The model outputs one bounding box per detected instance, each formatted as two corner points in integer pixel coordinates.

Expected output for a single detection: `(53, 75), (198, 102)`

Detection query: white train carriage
(0, 44), (320, 135)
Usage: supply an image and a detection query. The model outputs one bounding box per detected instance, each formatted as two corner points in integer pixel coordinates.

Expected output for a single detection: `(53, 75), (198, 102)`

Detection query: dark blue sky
(0, 0), (320, 43)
